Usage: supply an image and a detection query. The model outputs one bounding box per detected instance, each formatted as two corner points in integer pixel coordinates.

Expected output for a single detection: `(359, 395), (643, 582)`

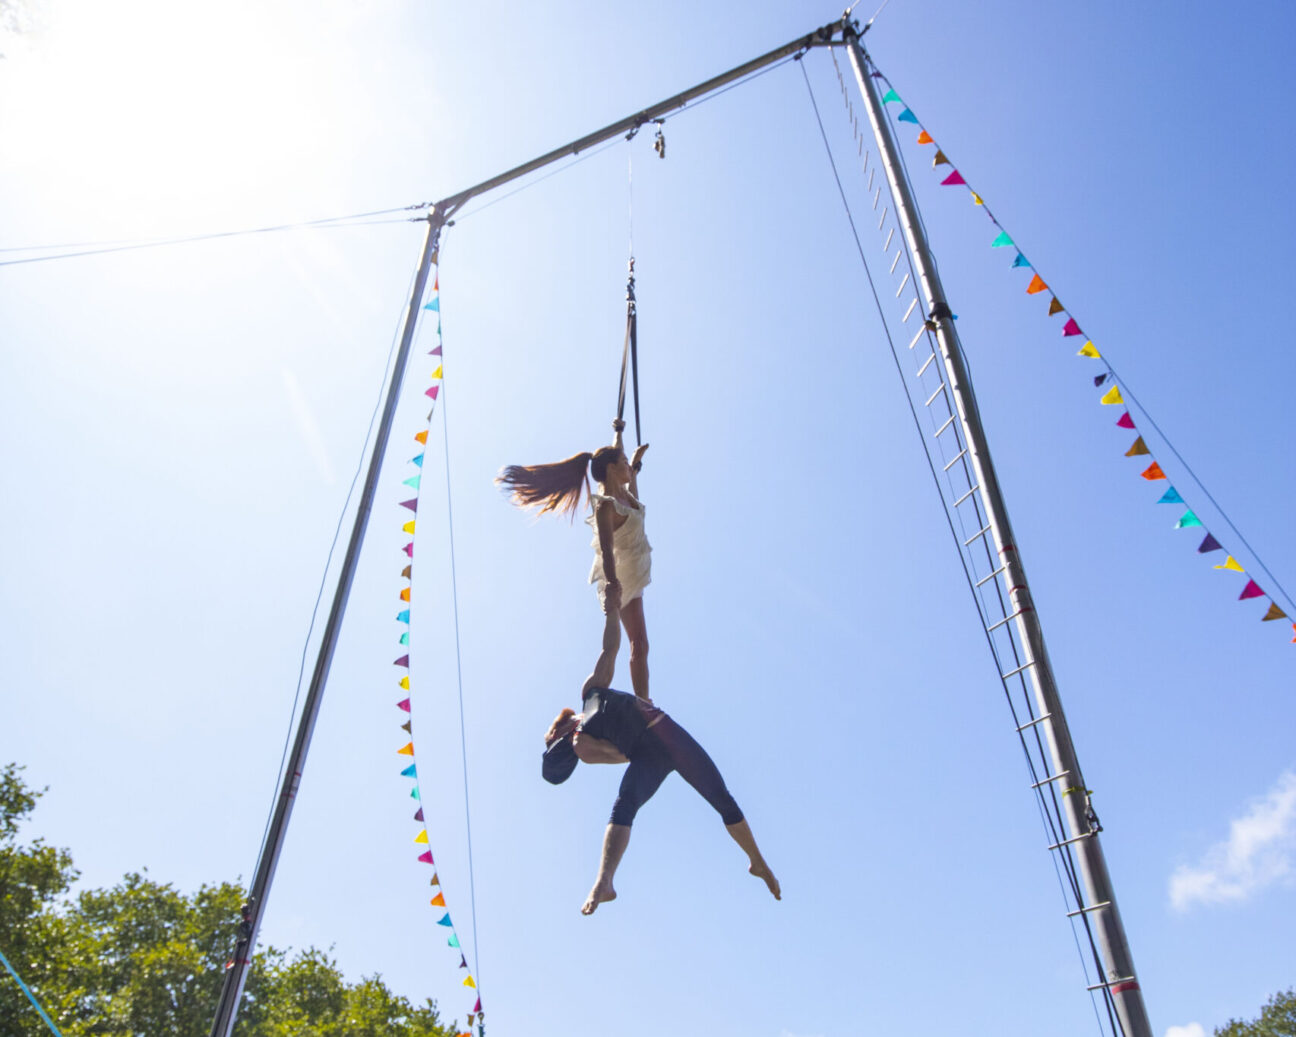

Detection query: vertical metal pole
(843, 24), (1152, 1037)
(208, 208), (445, 1037)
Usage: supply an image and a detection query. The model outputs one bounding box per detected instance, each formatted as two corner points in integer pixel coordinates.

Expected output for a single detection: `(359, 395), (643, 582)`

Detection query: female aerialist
(498, 419), (652, 698)
(541, 584), (781, 914)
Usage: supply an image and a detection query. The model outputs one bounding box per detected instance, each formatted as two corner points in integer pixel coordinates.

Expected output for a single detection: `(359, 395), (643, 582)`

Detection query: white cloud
(1165, 1024), (1206, 1037)
(1169, 770), (1296, 911)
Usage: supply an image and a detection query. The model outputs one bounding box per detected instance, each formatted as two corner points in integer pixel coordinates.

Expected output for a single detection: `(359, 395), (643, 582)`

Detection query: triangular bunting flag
(398, 742), (414, 755)
(1125, 437), (1149, 457)
(932, 149), (950, 167)
(448, 934), (460, 948)
(400, 764), (416, 777)
(403, 542), (414, 557)
(402, 520), (416, 534)
(433, 274), (438, 291)
(1012, 252), (1030, 268)
(1116, 412), (1135, 429)
(881, 88), (901, 103)
(415, 830), (428, 844)
(1140, 462), (1166, 481)
(411, 787), (420, 800)
(1175, 510), (1203, 529)
(423, 297), (440, 312)
(418, 850), (433, 864)
(394, 654), (409, 668)
(1100, 385), (1124, 405)
(400, 587), (411, 602)
(399, 631), (409, 645)
(1026, 273), (1047, 294)
(1198, 533), (1223, 554)
(431, 365), (443, 379)
(403, 474), (421, 489)
(401, 564), (412, 578)
(940, 170), (966, 186)
(397, 609), (410, 623)
(971, 191), (984, 205)
(401, 498), (418, 512)
(1094, 374), (1109, 387)
(398, 697), (411, 711)
(415, 430), (428, 444)
(437, 913), (453, 926)
(399, 676), (410, 690)
(1047, 297), (1065, 316)
(429, 345), (442, 356)
(426, 385), (440, 400)
(430, 872), (439, 885)
(1262, 603), (1287, 621)
(464, 976), (477, 989)
(1214, 555), (1244, 572)
(1062, 318), (1083, 337)
(1157, 488), (1183, 504)
(898, 108), (918, 124)
(917, 130), (933, 144)
(401, 719), (412, 733)
(431, 892), (446, 907)
(1077, 342), (1101, 358)
(411, 453), (424, 467)
(1240, 579), (1264, 600)
(473, 998), (481, 1012)
(991, 231), (1014, 248)
(414, 808), (424, 821)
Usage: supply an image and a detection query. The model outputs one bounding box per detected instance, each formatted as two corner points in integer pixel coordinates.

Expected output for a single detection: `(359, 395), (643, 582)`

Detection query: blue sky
(1, 2), (1294, 1036)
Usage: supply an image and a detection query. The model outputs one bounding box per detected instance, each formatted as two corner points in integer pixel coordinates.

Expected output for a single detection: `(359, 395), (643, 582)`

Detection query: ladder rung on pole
(1002, 661), (1038, 681)
(1048, 831), (1096, 851)
(963, 523), (992, 547)
(985, 609), (1023, 633)
(878, 206), (889, 230)
(933, 414), (956, 438)
(902, 298), (918, 322)
(872, 186), (881, 209)
(895, 272), (910, 298)
(924, 382), (946, 407)
(943, 447), (968, 472)
(952, 485), (980, 508)
(916, 352), (936, 377)
(884, 227), (894, 251)
(1067, 900), (1111, 918)
(907, 325), (926, 350)
(1031, 770), (1071, 789)
(1015, 711), (1051, 732)
(974, 563), (1006, 587)
(889, 250), (902, 274)
(1087, 976), (1137, 992)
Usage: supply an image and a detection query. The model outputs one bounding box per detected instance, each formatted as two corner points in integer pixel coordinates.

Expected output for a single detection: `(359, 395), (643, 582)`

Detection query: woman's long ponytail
(496, 451), (593, 517)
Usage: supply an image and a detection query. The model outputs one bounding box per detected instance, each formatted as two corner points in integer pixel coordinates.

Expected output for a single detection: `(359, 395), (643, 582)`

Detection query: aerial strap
(615, 257), (641, 446)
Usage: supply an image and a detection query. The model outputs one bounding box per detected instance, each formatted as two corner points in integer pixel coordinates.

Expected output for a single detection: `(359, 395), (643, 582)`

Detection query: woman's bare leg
(619, 596), (649, 699)
(582, 823), (631, 915)
(725, 819), (781, 900)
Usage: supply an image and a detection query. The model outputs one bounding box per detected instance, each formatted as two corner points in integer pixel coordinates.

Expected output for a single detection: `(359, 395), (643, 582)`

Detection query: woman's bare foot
(581, 880), (617, 915)
(749, 860), (781, 900)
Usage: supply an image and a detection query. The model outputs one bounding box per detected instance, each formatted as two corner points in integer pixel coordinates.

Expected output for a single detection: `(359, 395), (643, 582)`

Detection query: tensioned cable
(800, 55), (1121, 1037)
(248, 262), (419, 884)
(0, 207), (424, 267)
(0, 945), (64, 1036)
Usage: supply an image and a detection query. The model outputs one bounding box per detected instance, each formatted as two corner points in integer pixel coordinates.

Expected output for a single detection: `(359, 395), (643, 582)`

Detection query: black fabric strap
(615, 260), (641, 446)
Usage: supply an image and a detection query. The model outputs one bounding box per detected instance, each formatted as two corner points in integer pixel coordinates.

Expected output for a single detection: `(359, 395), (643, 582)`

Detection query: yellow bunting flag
(1214, 556), (1245, 572)
(398, 742), (415, 755)
(1100, 385), (1123, 405)
(1048, 297), (1065, 316)
(431, 365), (443, 379)
(402, 520), (416, 534)
(1026, 274), (1047, 295)
(431, 892), (446, 906)
(971, 192), (984, 205)
(415, 830), (428, 844)
(1140, 461), (1166, 481)
(932, 149), (950, 167)
(1077, 342), (1101, 358)
(1262, 603), (1287, 621)
(400, 676), (411, 690)
(464, 976), (476, 989)
(1125, 437), (1149, 457)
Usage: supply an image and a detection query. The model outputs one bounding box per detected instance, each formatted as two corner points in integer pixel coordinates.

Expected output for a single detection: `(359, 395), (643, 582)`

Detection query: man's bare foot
(749, 860), (781, 900)
(581, 880), (617, 915)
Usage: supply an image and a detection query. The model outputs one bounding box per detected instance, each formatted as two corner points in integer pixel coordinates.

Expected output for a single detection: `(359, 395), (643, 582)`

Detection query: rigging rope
(0, 945), (65, 1036)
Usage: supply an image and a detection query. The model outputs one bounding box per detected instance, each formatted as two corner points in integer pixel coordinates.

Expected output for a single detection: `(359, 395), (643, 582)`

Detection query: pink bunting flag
(403, 542), (414, 557)
(1062, 318), (1082, 337)
(940, 170), (966, 186)
(429, 345), (442, 356)
(425, 385), (439, 400)
(474, 998), (481, 1012)
(401, 498), (418, 512)
(418, 850), (434, 864)
(1239, 579), (1264, 601)
(394, 655), (409, 668)
(1116, 413), (1135, 429)
(397, 697), (411, 712)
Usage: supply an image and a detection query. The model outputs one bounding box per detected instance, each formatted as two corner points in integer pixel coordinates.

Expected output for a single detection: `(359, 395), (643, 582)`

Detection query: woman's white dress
(586, 494), (652, 604)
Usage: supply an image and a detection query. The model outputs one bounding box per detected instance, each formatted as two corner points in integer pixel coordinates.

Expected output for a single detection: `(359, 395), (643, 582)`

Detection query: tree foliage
(1217, 989), (1296, 1037)
(0, 764), (458, 1037)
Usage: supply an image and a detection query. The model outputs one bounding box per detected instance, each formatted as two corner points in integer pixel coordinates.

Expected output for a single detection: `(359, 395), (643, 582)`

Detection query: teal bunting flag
(882, 88), (901, 103)
(411, 787), (420, 800)
(991, 231), (1014, 247)
(403, 474), (421, 489)
(448, 934), (460, 948)
(437, 913), (453, 927)
(1175, 510), (1203, 529)
(423, 297), (440, 312)
(397, 609), (410, 624)
(400, 632), (409, 645)
(410, 453), (425, 467)
(898, 108), (918, 124)
(1011, 253), (1031, 268)
(400, 764), (416, 777)
(1157, 488), (1184, 504)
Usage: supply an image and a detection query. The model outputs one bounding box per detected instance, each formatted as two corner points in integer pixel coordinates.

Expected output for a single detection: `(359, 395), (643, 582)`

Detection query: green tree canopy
(0, 763), (459, 1037)
(1217, 989), (1296, 1037)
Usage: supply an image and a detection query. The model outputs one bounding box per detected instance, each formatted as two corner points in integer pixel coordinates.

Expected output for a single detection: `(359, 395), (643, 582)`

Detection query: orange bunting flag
(1291, 624), (1296, 643)
(1262, 603), (1287, 621)
(1125, 437), (1149, 457)
(1077, 342), (1101, 358)
(1140, 462), (1166, 481)
(431, 892), (446, 906)
(1214, 555), (1245, 572)
(415, 430), (428, 444)
(1026, 274), (1048, 295)
(1100, 385), (1124, 405)
(400, 587), (411, 602)
(932, 149), (950, 167)
(917, 130), (933, 144)
(398, 742), (415, 755)
(1048, 297), (1065, 316)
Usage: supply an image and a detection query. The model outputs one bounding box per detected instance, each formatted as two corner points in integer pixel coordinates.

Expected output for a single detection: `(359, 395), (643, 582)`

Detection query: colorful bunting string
(390, 261), (484, 1035)
(876, 69), (1294, 640)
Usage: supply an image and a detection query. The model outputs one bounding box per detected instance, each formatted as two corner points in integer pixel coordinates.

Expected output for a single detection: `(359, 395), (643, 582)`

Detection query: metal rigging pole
(841, 18), (1152, 1037)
